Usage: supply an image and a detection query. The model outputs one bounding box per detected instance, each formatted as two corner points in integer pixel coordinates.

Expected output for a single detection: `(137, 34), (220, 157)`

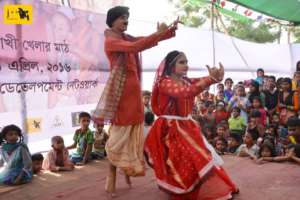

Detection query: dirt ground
(0, 156), (299, 200)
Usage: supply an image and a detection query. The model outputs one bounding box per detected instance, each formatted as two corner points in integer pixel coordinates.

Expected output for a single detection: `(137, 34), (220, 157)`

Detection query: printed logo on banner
(3, 5), (33, 24)
(51, 115), (64, 128)
(71, 112), (81, 127)
(26, 118), (42, 134)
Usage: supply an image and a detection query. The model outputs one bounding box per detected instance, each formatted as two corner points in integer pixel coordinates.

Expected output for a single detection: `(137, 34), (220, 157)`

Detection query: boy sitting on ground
(31, 153), (44, 174)
(67, 112), (94, 165)
(91, 121), (108, 160)
(43, 136), (74, 172)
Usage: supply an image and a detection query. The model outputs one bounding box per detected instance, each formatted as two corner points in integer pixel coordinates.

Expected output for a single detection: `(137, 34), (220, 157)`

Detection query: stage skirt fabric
(144, 116), (238, 200)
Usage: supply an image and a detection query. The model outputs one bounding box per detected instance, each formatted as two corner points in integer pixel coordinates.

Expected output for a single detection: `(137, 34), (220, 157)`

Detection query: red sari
(144, 76), (238, 200)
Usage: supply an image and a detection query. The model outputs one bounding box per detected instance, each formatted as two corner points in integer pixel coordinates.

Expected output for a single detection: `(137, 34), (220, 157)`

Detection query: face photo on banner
(46, 6), (78, 109)
(51, 114), (65, 129)
(43, 111), (70, 138)
(70, 10), (104, 105)
(71, 111), (81, 127)
(45, 111), (68, 131)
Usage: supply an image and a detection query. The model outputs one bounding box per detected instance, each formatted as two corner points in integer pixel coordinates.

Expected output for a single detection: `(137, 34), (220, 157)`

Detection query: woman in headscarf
(247, 79), (265, 107)
(144, 50), (238, 200)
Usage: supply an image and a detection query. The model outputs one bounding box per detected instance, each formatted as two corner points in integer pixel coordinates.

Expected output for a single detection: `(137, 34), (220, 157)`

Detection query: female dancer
(144, 50), (238, 199)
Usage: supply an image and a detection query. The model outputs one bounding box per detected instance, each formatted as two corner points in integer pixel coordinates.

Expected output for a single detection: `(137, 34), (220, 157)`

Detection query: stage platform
(0, 156), (299, 200)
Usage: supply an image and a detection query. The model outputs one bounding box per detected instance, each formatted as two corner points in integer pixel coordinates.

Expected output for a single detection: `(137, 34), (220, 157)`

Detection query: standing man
(92, 6), (178, 197)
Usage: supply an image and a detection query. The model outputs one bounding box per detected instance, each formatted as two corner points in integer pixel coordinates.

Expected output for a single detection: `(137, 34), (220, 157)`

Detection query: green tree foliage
(170, 0), (210, 27)
(227, 20), (280, 43)
(293, 27), (300, 43)
(169, 0), (280, 43)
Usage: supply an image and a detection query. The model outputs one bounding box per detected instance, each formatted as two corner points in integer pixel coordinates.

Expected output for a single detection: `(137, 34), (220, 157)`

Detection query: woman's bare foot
(233, 188), (240, 194)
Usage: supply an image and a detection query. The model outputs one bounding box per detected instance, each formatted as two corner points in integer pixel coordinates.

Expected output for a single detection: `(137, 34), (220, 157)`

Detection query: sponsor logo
(51, 115), (64, 128)
(26, 118), (42, 134)
(3, 5), (33, 24)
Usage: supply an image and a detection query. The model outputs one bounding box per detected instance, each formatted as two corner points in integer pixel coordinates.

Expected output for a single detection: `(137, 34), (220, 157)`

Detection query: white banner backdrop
(128, 20), (296, 75)
(0, 1), (299, 153)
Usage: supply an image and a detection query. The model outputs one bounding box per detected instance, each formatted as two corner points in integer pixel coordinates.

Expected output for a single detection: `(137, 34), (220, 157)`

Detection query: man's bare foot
(125, 175), (132, 189)
(106, 191), (117, 199)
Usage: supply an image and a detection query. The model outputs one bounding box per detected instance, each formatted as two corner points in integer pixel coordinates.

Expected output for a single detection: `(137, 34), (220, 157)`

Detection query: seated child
(0, 125), (32, 185)
(215, 124), (227, 140)
(255, 140), (276, 164)
(31, 153), (44, 174)
(278, 126), (289, 146)
(43, 136), (74, 172)
(67, 112), (94, 165)
(215, 138), (227, 155)
(202, 125), (215, 145)
(257, 144), (300, 165)
(286, 117), (300, 144)
(271, 113), (280, 124)
(143, 90), (152, 113)
(196, 99), (207, 116)
(250, 97), (267, 126)
(219, 120), (231, 139)
(236, 128), (260, 159)
(193, 99), (206, 127)
(91, 121), (108, 160)
(226, 131), (243, 154)
(214, 90), (226, 104)
(228, 107), (247, 132)
(292, 71), (300, 91)
(265, 124), (283, 155)
(213, 101), (229, 124)
(255, 68), (264, 86)
(248, 110), (265, 137)
(265, 124), (278, 138)
(203, 101), (216, 129)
